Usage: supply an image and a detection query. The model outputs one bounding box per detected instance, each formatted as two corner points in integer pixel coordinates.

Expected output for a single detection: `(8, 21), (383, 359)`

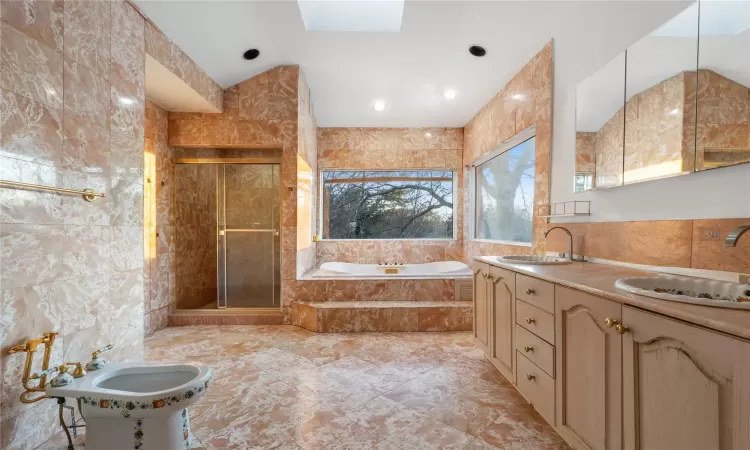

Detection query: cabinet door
(622, 306), (750, 450)
(489, 266), (515, 382)
(556, 287), (622, 450)
(472, 261), (490, 352)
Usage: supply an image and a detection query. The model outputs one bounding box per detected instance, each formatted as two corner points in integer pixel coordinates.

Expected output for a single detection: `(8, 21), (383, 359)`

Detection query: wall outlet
(698, 227), (721, 241)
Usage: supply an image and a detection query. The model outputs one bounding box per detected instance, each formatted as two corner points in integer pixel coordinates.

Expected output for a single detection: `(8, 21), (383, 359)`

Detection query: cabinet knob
(526, 374), (535, 381)
(525, 288), (535, 295)
(482, 273), (487, 279)
(615, 324), (629, 334)
(604, 318), (618, 328)
(523, 345), (534, 352)
(525, 317), (535, 325)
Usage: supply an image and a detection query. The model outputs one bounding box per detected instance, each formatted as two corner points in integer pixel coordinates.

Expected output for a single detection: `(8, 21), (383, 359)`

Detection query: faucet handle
(86, 344), (113, 371)
(30, 366), (59, 380)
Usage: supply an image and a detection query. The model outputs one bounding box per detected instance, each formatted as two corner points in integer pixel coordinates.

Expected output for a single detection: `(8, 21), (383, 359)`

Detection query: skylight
(297, 0), (404, 32)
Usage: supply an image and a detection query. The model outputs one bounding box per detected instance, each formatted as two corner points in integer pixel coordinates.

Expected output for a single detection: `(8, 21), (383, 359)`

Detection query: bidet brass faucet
(6, 331), (58, 403)
(725, 225), (750, 247)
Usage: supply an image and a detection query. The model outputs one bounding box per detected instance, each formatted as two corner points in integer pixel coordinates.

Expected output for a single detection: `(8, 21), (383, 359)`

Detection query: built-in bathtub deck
(292, 300), (472, 333)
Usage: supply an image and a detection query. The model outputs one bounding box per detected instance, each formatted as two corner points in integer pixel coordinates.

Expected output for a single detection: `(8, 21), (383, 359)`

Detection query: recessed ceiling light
(469, 45), (487, 57)
(443, 89), (457, 100)
(373, 100), (386, 112)
(512, 94), (525, 101)
(243, 49), (260, 60)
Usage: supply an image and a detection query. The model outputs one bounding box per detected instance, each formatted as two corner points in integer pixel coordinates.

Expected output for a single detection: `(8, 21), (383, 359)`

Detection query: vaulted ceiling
(134, 0), (688, 128)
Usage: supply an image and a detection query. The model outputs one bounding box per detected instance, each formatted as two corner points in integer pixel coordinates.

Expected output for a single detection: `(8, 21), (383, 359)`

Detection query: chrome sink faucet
(544, 226), (574, 261)
(725, 225), (750, 247)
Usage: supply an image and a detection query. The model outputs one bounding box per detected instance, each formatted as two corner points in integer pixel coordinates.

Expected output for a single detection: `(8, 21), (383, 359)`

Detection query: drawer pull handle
(523, 345), (534, 352)
(525, 288), (535, 295)
(604, 318), (618, 328)
(526, 374), (536, 381)
(525, 317), (535, 325)
(487, 274), (494, 280)
(615, 324), (629, 334)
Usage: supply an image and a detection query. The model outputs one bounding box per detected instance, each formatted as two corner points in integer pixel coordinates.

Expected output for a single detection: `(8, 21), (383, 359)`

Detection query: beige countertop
(475, 256), (750, 341)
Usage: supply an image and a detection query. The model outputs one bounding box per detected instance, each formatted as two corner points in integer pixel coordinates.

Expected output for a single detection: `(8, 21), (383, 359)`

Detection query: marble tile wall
(575, 132), (596, 174)
(0, 1), (145, 448)
(545, 218), (750, 274)
(143, 20), (222, 113)
(167, 65), (302, 322)
(316, 127), (464, 265)
(144, 100), (171, 334)
(297, 72), (317, 278)
(463, 41), (553, 261)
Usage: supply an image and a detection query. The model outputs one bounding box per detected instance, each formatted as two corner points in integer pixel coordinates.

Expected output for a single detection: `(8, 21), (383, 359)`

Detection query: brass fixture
(86, 344), (114, 371)
(487, 274), (495, 280)
(544, 226), (574, 261)
(313, 235), (320, 242)
(523, 345), (534, 352)
(525, 288), (535, 295)
(65, 362), (87, 378)
(615, 324), (629, 334)
(526, 317), (535, 325)
(0, 180), (105, 202)
(526, 374), (536, 381)
(725, 225), (750, 247)
(6, 332), (58, 403)
(604, 318), (618, 328)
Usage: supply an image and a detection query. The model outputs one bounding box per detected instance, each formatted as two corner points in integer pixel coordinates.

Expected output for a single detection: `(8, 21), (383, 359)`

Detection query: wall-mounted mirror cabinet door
(696, 0), (750, 171)
(574, 51), (626, 192)
(623, 1), (699, 185)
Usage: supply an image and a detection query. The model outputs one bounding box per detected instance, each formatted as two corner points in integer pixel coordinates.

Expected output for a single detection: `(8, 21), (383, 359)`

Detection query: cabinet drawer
(516, 352), (555, 425)
(516, 299), (555, 345)
(516, 274), (554, 313)
(516, 325), (554, 378)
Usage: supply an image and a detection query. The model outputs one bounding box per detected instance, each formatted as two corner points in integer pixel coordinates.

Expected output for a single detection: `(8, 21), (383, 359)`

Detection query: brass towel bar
(0, 180), (105, 202)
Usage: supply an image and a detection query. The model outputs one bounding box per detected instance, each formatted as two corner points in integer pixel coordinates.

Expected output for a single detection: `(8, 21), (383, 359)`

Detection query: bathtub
(312, 261), (472, 279)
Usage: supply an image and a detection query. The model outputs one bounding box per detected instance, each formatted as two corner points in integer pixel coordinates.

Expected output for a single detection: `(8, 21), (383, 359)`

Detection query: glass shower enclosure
(174, 161), (281, 310)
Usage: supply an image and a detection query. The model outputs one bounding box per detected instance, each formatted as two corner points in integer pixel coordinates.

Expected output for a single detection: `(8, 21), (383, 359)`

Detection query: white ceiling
(134, 0), (691, 128)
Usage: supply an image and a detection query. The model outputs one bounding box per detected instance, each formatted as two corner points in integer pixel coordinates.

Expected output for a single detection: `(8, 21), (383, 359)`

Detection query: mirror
(623, 2), (699, 185)
(695, 0), (750, 171)
(574, 52), (626, 192)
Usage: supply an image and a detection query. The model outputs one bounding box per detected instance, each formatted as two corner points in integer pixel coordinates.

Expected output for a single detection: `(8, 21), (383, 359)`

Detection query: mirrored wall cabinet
(575, 0), (750, 192)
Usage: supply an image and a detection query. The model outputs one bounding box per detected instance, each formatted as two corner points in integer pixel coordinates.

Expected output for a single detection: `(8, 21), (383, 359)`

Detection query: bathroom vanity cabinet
(472, 257), (750, 450)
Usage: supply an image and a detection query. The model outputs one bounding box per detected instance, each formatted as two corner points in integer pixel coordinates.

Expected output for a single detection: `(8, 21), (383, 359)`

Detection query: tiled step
(168, 311), (284, 326)
(292, 301), (473, 333)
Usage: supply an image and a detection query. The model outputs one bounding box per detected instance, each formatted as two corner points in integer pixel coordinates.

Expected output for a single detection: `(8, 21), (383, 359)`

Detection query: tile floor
(40, 326), (569, 449)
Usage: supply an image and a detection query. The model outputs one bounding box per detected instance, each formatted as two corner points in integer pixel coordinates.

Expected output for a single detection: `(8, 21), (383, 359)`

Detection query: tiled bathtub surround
(316, 127), (464, 264)
(463, 41), (553, 260)
(0, 1), (146, 448)
(293, 301), (473, 333)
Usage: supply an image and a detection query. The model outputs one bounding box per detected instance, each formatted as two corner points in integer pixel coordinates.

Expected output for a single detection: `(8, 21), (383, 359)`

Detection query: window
(475, 135), (535, 243)
(321, 170), (454, 239)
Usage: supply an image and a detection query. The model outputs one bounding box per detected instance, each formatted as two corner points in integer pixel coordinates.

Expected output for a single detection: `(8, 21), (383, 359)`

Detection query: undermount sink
(497, 255), (571, 265)
(616, 277), (750, 310)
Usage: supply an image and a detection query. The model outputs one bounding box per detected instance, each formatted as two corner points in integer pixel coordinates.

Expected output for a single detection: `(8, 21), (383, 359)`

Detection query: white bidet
(47, 362), (211, 450)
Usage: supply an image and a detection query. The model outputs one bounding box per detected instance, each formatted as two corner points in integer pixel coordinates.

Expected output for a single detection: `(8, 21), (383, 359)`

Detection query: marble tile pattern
(143, 20), (222, 112)
(135, 326), (567, 449)
(545, 218), (750, 274)
(574, 132), (596, 175)
(291, 279), (457, 303)
(316, 127), (464, 265)
(144, 100), (172, 334)
(593, 108), (625, 189)
(695, 70), (750, 170)
(292, 301), (473, 333)
(167, 66), (303, 322)
(297, 72), (318, 278)
(463, 41), (552, 262)
(0, 1), (146, 448)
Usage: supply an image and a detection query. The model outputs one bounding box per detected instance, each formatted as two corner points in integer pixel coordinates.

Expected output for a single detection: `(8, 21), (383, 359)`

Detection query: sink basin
(498, 255), (571, 265)
(616, 277), (750, 309)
